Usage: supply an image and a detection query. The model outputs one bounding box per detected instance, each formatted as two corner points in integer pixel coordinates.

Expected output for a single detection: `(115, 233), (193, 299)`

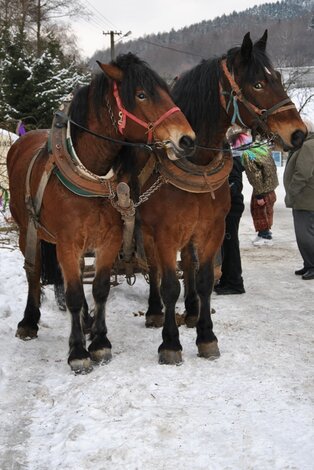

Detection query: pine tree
(0, 30), (90, 130)
(30, 34), (90, 128)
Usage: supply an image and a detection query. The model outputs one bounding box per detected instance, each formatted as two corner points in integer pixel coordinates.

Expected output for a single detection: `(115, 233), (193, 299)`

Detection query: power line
(83, 0), (119, 30)
(136, 38), (204, 59)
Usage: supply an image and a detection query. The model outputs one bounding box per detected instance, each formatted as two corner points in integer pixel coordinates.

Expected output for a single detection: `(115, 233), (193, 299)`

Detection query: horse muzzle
(162, 136), (196, 160)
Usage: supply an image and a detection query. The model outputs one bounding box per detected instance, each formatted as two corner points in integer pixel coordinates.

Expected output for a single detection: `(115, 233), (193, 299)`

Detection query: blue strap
(223, 91), (246, 127)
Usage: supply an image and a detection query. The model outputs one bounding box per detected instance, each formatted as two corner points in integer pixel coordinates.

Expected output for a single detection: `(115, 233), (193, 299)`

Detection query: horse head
(97, 53), (195, 158)
(221, 30), (307, 150)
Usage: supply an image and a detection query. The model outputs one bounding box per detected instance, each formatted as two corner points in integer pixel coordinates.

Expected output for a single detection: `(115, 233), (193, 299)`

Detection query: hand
(257, 198), (265, 206)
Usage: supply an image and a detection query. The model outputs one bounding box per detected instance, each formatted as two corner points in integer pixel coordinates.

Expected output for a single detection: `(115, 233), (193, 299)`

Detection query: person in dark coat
(214, 127), (247, 295)
(284, 118), (314, 280)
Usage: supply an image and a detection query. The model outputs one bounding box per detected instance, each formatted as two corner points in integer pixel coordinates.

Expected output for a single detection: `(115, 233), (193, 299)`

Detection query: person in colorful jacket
(283, 118), (314, 280)
(241, 140), (279, 246)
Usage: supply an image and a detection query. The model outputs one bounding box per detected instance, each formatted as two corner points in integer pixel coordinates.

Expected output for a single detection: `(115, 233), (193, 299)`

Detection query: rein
(196, 140), (274, 153)
(56, 111), (155, 152)
(220, 59), (296, 137)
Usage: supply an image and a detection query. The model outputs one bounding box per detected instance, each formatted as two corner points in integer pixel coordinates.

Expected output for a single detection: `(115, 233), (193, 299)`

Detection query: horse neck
(73, 107), (122, 176)
(191, 114), (231, 164)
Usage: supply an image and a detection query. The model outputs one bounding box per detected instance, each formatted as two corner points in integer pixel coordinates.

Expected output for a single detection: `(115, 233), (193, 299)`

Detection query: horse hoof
(184, 315), (198, 328)
(145, 315), (164, 328)
(15, 326), (38, 340)
(158, 350), (183, 365)
(90, 348), (112, 364)
(69, 357), (93, 375)
(197, 341), (220, 360)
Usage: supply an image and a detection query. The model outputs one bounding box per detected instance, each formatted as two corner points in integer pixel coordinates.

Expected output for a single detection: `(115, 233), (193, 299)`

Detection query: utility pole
(103, 30), (122, 60)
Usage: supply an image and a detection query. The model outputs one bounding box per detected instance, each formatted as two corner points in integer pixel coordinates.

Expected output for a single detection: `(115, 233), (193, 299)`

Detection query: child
(241, 142), (278, 246)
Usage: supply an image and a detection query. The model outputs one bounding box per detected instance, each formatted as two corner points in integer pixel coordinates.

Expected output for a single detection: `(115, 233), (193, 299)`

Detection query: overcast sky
(71, 0), (278, 57)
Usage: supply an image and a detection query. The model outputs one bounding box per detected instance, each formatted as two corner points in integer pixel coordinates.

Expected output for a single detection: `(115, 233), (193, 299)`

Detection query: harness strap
(24, 151), (56, 275)
(220, 59), (296, 131)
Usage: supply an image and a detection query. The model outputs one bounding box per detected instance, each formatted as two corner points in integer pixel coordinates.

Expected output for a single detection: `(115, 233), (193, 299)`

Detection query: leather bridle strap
(220, 59), (297, 130)
(112, 81), (181, 143)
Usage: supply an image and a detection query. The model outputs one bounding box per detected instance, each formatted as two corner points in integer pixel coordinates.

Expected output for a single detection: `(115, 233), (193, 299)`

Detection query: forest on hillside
(90, 0), (314, 79)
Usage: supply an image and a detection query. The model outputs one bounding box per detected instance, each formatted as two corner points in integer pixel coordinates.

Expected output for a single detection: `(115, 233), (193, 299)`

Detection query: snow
(1, 166), (314, 470)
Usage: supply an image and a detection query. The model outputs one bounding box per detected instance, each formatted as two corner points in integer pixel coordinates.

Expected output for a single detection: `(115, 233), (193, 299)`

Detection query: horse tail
(40, 240), (63, 285)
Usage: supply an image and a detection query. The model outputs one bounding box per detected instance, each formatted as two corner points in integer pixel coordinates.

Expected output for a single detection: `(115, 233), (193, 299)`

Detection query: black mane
(171, 57), (222, 140)
(113, 53), (169, 109)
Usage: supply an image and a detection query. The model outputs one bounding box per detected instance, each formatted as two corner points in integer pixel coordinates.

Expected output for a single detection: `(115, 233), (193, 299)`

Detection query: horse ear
(254, 29), (268, 52)
(96, 61), (123, 82)
(240, 32), (253, 62)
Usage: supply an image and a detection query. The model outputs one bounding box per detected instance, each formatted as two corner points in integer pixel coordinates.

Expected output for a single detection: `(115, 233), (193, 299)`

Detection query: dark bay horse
(7, 53), (195, 373)
(133, 31), (306, 364)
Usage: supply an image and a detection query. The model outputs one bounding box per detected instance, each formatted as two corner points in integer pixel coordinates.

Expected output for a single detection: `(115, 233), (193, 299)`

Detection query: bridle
(219, 58), (297, 137)
(112, 81), (181, 144)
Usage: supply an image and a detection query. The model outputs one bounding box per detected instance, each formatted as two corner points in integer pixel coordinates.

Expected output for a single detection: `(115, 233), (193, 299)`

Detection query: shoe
(302, 269), (314, 280)
(252, 236), (273, 247)
(295, 267), (308, 276)
(214, 285), (245, 295)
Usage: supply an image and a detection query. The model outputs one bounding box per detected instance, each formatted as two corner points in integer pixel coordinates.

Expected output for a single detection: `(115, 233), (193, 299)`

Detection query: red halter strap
(113, 81), (181, 143)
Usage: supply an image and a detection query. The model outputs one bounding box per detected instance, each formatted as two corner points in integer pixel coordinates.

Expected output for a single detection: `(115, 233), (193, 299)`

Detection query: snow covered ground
(0, 166), (313, 470)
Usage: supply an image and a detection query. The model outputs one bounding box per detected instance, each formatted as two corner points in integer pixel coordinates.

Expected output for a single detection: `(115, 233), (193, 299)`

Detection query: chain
(72, 160), (116, 198)
(105, 96), (118, 133)
(134, 175), (165, 207)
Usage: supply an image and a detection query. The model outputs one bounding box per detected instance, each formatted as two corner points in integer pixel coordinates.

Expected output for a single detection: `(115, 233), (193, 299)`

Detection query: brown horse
(7, 53), (195, 373)
(130, 31), (307, 364)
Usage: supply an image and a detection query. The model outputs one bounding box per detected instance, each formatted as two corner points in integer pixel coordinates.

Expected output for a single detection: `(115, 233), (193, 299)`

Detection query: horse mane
(69, 53), (170, 144)
(113, 53), (170, 109)
(172, 40), (275, 140)
(171, 58), (222, 140)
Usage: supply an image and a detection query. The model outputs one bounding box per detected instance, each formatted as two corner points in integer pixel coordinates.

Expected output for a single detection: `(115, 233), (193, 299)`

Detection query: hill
(90, 0), (314, 78)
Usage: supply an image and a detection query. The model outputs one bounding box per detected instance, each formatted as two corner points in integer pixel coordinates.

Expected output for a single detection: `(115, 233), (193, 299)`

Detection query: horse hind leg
(144, 237), (164, 328)
(16, 237), (41, 340)
(145, 265), (164, 328)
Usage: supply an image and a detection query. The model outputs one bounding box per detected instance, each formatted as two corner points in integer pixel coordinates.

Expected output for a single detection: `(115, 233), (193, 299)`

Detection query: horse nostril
(291, 130), (306, 149)
(179, 135), (195, 150)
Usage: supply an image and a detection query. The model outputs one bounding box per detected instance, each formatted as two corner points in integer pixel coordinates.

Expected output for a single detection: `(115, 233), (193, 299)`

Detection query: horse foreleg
(195, 260), (220, 359)
(158, 258), (182, 365)
(87, 236), (122, 364)
(88, 266), (112, 364)
(57, 247), (92, 374)
(16, 238), (42, 340)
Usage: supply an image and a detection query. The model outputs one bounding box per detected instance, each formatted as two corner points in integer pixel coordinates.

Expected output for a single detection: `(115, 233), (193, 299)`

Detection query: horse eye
(254, 82), (263, 90)
(136, 91), (146, 100)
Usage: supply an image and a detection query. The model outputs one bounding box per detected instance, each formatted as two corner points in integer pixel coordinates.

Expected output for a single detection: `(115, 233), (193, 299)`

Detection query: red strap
(113, 81), (181, 143)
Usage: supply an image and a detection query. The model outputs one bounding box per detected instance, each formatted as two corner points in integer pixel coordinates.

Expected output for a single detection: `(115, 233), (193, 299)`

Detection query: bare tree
(26, 0), (89, 55)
